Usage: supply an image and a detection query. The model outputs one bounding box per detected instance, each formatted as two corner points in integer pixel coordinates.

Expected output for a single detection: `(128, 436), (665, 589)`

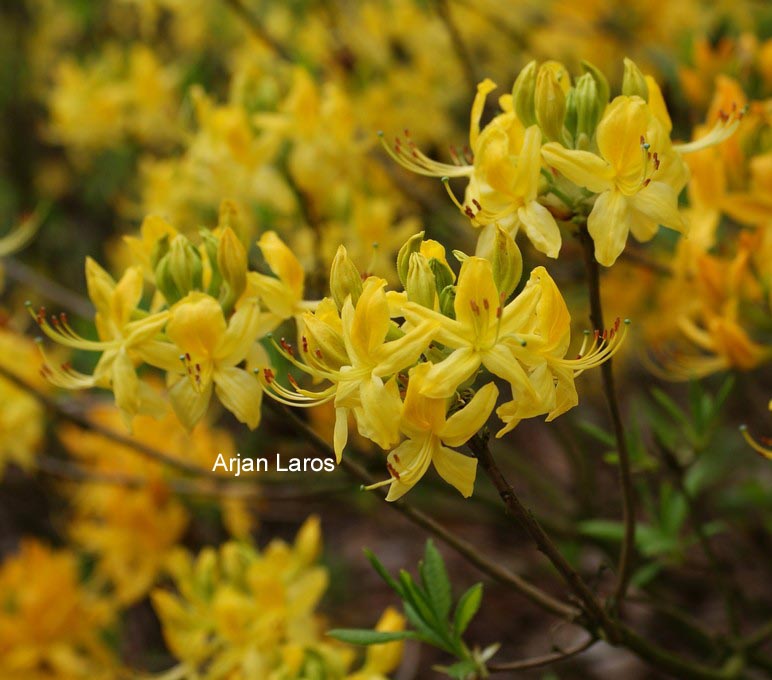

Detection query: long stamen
(378, 130), (472, 178)
(739, 425), (772, 460)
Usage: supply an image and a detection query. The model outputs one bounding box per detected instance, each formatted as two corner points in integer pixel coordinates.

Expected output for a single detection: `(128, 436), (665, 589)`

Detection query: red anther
(470, 300), (480, 315)
(472, 198), (482, 210)
(642, 178), (651, 187)
(288, 374), (299, 387)
(61, 361), (72, 371)
(411, 150), (419, 158)
(593, 329), (600, 340)
(719, 109), (729, 122)
(654, 159), (660, 170)
(614, 317), (621, 331)
(386, 462), (400, 480)
(195, 363), (201, 372)
(647, 151), (652, 160)
(393, 453), (401, 463)
(314, 348), (323, 359)
(263, 368), (275, 383)
(449, 146), (460, 164)
(496, 306), (502, 318)
(464, 206), (475, 218)
(576, 354), (583, 359)
(463, 145), (473, 163)
(483, 298), (489, 310)
(404, 128), (411, 137)
(60, 312), (68, 324)
(640, 135), (645, 145)
(301, 336), (309, 352)
(280, 338), (294, 356)
(185, 353), (191, 361)
(51, 315), (59, 326)
(602, 329), (608, 341)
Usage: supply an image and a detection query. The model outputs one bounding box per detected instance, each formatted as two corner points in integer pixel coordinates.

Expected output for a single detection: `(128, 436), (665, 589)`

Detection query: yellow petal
(385, 437), (433, 501)
(169, 375), (213, 430)
(541, 143), (613, 193)
(596, 96), (649, 177)
(440, 381), (499, 447)
(517, 201), (561, 258)
(214, 366), (262, 429)
(481, 343), (534, 398)
(358, 375), (402, 450)
(374, 320), (437, 378)
(167, 293), (227, 358)
(629, 181), (687, 234)
(257, 231), (305, 301)
(470, 79), (497, 149)
(420, 346), (481, 399)
(454, 257), (499, 337)
(587, 189), (630, 267)
(433, 444), (478, 497)
(342, 277), (390, 363)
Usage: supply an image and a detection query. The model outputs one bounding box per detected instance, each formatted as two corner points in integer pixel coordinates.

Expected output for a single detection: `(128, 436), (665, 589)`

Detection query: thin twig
(2, 257), (94, 318)
(487, 635), (596, 673)
(222, 0), (294, 62)
(265, 399), (579, 621)
(467, 434), (616, 639)
(578, 225), (637, 605)
(434, 0), (477, 93)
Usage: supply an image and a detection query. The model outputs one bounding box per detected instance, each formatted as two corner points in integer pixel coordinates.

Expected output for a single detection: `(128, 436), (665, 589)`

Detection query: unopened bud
(428, 257), (454, 294)
(155, 234), (203, 304)
(512, 60), (537, 127)
(475, 225), (522, 299)
(622, 58), (649, 101)
(396, 232), (424, 288)
(574, 73), (605, 145)
(438, 284), (456, 319)
(199, 230), (222, 296)
(330, 245), (363, 310)
(406, 252), (436, 308)
(535, 61), (569, 142)
(580, 61), (610, 110)
(217, 227), (248, 312)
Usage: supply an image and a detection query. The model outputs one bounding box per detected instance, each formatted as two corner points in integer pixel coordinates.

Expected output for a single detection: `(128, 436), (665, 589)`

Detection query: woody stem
(578, 224), (636, 605)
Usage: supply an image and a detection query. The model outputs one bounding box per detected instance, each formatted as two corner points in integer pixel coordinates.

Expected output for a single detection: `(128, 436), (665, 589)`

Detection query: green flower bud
(574, 72), (605, 145)
(580, 60), (610, 109)
(330, 245), (363, 310)
(199, 230), (222, 296)
(396, 231), (424, 288)
(535, 61), (569, 142)
(155, 234), (203, 304)
(406, 252), (436, 308)
(476, 225), (523, 299)
(428, 257), (454, 294)
(150, 234), (171, 271)
(438, 284), (456, 319)
(512, 60), (537, 127)
(622, 57), (649, 101)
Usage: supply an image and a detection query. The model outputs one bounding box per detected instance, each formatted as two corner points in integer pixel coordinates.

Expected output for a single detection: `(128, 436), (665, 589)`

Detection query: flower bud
(406, 252), (436, 308)
(475, 225), (522, 299)
(155, 234), (203, 304)
(622, 57), (649, 101)
(512, 60), (537, 127)
(535, 61), (569, 142)
(574, 72), (605, 145)
(330, 245), (363, 310)
(438, 284), (456, 319)
(580, 60), (610, 110)
(428, 256), (454, 293)
(199, 230), (222, 296)
(217, 227), (248, 312)
(396, 231), (424, 288)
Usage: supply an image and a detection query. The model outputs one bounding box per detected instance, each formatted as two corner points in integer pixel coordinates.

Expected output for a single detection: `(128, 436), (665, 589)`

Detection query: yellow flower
(369, 362), (498, 501)
(402, 256), (541, 400)
(35, 258), (169, 425)
(0, 541), (115, 679)
(346, 607), (406, 680)
(264, 278), (437, 461)
(542, 95), (688, 266)
(161, 292), (268, 430)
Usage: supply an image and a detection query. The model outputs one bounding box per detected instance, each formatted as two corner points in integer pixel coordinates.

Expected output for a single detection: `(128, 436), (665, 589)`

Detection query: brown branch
(467, 434), (616, 639)
(578, 225), (637, 605)
(487, 635), (596, 673)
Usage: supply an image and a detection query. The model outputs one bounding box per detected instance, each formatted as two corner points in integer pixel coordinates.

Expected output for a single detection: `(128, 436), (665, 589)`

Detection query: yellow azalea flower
(542, 95), (688, 266)
(152, 518), (357, 680)
(35, 258), (169, 425)
(496, 267), (628, 436)
(0, 541), (115, 679)
(460, 123), (562, 258)
(402, 256), (542, 400)
(263, 278), (437, 461)
(158, 292), (268, 430)
(369, 363), (498, 501)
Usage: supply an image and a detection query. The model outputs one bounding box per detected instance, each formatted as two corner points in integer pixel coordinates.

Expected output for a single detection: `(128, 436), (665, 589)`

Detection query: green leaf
(576, 420), (615, 447)
(327, 629), (418, 645)
(650, 388), (689, 427)
(399, 570), (437, 626)
(453, 583), (483, 637)
(630, 562), (664, 589)
(403, 602), (454, 653)
(434, 659), (478, 679)
(577, 519), (624, 542)
(420, 540), (452, 620)
(364, 549), (403, 596)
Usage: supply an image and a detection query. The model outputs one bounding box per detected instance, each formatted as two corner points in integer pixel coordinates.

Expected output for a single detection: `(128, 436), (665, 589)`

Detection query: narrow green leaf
(453, 583), (483, 637)
(327, 629), (418, 645)
(364, 549), (402, 596)
(420, 540), (452, 620)
(577, 519), (624, 542)
(650, 388), (689, 427)
(576, 420), (615, 447)
(403, 602), (455, 653)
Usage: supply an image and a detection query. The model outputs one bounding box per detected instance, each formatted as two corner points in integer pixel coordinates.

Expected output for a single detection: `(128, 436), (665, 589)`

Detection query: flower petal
(433, 445), (478, 498)
(587, 189), (631, 267)
(420, 347), (481, 399)
(440, 381), (499, 447)
(214, 366), (262, 429)
(517, 201), (562, 258)
(541, 143), (613, 193)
